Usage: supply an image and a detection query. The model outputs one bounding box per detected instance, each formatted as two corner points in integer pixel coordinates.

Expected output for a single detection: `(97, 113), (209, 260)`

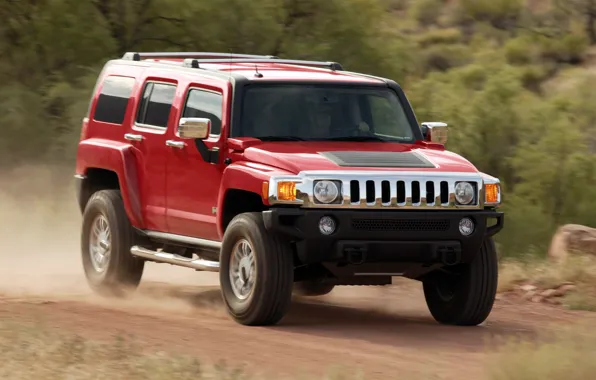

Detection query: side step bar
(130, 246), (220, 272)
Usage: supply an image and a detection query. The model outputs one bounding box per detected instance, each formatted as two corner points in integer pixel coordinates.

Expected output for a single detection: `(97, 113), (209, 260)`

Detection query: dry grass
(0, 321), (362, 380)
(497, 254), (596, 310)
(2, 320), (596, 380)
(488, 325), (596, 380)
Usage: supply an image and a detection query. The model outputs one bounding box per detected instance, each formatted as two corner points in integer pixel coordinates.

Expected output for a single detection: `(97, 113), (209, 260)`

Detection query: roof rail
(122, 52), (279, 61)
(182, 58), (343, 71)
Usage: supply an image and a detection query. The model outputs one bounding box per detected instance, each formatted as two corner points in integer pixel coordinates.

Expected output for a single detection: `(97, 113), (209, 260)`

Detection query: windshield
(237, 84), (416, 142)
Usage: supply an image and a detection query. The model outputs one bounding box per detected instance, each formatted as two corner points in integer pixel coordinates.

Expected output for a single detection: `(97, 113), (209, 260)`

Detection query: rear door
(126, 79), (178, 232)
(164, 84), (225, 241)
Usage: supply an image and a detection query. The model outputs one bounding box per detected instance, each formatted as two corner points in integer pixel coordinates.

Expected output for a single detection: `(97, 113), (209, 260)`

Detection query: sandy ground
(1, 166), (595, 379)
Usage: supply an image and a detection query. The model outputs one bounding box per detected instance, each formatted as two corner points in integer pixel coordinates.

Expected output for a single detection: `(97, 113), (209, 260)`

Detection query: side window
(136, 82), (177, 128)
(182, 89), (223, 135)
(93, 76), (135, 124)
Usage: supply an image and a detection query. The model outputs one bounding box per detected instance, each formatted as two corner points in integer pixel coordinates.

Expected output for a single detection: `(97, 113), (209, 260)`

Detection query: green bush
(409, 0), (443, 25)
(416, 27), (463, 47)
(456, 0), (524, 28)
(421, 43), (472, 72)
(539, 34), (589, 64)
(504, 36), (538, 65)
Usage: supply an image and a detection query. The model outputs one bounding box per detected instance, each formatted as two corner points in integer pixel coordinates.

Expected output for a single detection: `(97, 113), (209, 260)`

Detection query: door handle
(124, 133), (143, 141)
(166, 140), (186, 149)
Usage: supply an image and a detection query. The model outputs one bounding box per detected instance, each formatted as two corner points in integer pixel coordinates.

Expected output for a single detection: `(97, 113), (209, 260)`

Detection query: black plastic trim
(74, 175), (86, 213)
(262, 208), (504, 265)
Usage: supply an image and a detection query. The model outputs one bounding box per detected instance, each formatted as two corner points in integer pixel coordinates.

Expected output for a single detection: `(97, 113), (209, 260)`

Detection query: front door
(165, 85), (225, 241)
(127, 79), (178, 232)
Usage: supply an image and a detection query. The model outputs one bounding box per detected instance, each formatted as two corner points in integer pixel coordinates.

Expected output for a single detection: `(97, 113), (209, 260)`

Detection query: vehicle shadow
(138, 282), (538, 351)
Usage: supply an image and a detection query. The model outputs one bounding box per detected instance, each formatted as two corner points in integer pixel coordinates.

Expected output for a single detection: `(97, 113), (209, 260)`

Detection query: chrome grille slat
(433, 180), (442, 206)
(341, 180), (351, 205)
(374, 180), (383, 207)
(404, 180), (413, 207)
(358, 181), (367, 206)
(389, 180), (398, 206)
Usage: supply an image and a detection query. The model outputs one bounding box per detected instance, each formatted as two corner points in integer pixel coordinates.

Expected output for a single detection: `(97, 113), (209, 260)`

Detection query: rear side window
(93, 76), (136, 124)
(182, 89), (223, 135)
(136, 82), (177, 128)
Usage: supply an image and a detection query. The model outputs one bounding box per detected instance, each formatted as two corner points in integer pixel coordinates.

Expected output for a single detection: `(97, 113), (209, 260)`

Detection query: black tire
(422, 237), (498, 326)
(81, 190), (144, 297)
(293, 279), (335, 297)
(219, 212), (294, 326)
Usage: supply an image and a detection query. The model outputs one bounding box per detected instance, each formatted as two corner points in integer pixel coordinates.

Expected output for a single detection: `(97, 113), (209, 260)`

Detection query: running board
(130, 246), (220, 272)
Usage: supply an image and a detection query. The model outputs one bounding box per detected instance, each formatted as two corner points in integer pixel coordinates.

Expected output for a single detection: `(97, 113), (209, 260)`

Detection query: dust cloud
(0, 164), (219, 313)
(0, 164), (413, 317)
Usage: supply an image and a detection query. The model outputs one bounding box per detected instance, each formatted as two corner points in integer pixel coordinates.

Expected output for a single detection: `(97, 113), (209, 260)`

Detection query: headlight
(454, 181), (475, 205)
(313, 180), (340, 204)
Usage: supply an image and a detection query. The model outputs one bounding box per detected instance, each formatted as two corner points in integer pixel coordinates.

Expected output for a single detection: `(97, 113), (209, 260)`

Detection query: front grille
(348, 179), (453, 205)
(351, 218), (451, 232)
(280, 170), (485, 210)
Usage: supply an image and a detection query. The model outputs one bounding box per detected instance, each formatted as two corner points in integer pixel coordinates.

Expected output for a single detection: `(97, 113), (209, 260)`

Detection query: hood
(241, 141), (478, 174)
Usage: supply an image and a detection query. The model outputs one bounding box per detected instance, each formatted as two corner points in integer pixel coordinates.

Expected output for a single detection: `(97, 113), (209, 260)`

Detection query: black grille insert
(351, 218), (450, 232)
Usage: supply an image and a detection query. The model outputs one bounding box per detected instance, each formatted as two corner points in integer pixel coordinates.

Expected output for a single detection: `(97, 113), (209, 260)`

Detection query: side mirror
(177, 117), (211, 140)
(421, 122), (448, 145)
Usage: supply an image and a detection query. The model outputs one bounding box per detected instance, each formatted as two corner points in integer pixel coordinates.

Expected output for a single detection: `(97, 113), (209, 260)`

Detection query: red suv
(75, 52), (503, 326)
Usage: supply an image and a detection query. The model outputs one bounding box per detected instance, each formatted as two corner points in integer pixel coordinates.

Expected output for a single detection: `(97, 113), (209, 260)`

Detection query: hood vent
(318, 151), (436, 168)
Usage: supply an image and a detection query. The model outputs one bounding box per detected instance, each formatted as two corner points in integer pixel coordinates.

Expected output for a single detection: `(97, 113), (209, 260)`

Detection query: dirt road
(2, 270), (594, 380)
(1, 169), (594, 379)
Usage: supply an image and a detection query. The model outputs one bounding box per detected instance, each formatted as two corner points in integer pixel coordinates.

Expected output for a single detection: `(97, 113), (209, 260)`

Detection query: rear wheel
(81, 190), (144, 297)
(219, 212), (294, 326)
(422, 237), (498, 326)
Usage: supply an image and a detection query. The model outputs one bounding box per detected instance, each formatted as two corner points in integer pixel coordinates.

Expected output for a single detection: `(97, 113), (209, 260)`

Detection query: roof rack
(182, 58), (343, 71)
(122, 52), (343, 71)
(122, 52), (278, 61)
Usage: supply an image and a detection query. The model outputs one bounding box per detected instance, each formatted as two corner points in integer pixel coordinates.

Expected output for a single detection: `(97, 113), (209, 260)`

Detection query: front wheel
(422, 237), (498, 326)
(219, 212), (294, 326)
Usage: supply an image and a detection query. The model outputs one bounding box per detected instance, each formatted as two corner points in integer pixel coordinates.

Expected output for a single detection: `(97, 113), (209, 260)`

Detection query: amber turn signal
(485, 183), (500, 204)
(277, 181), (297, 201)
(262, 181), (269, 200)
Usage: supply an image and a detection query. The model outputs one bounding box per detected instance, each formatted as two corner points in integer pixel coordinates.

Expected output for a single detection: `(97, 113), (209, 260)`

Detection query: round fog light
(459, 217), (475, 236)
(319, 216), (336, 236)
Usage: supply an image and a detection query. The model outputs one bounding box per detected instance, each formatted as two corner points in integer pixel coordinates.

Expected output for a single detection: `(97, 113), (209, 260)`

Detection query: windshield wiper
(320, 135), (389, 142)
(256, 136), (306, 141)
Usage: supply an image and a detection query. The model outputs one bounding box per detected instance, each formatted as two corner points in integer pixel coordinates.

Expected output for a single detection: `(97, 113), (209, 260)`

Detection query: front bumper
(263, 208), (503, 266)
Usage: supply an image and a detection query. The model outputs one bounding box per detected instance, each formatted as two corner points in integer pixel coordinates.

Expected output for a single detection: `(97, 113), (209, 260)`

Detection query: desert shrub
(416, 27), (463, 47)
(409, 0), (443, 25)
(422, 43), (472, 72)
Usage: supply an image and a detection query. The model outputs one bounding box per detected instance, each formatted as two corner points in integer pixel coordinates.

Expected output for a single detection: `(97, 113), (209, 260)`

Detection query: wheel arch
(75, 140), (144, 228)
(219, 188), (269, 236)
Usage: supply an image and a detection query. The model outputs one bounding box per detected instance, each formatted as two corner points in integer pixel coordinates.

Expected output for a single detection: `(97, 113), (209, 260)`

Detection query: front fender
(75, 139), (144, 228)
(215, 162), (294, 238)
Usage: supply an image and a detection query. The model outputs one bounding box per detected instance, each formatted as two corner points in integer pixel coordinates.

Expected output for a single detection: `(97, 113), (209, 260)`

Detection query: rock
(523, 290), (537, 300)
(553, 284), (576, 297)
(519, 284), (537, 292)
(548, 224), (596, 263)
(540, 289), (558, 298)
(545, 297), (562, 306)
(531, 295), (543, 303)
(556, 281), (575, 288)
